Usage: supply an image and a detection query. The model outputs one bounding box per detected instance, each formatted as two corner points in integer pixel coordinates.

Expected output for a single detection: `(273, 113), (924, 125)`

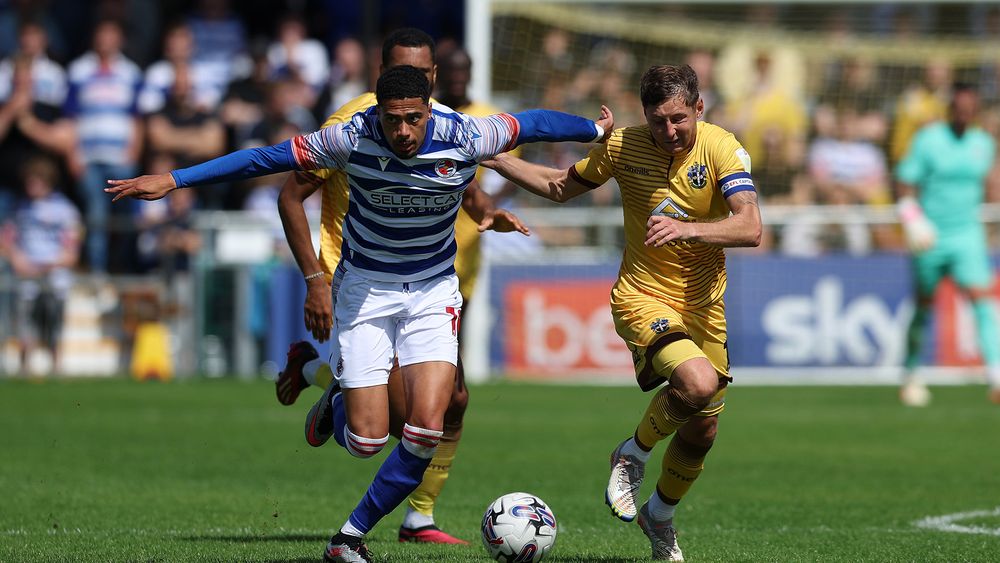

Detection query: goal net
(464, 2), (1000, 383)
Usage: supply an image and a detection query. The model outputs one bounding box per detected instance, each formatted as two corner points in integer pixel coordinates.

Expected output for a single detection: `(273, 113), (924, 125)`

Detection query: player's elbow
(745, 222), (762, 247)
(550, 188), (571, 203)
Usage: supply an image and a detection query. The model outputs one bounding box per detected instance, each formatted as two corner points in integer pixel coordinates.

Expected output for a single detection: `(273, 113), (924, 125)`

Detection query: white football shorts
(328, 266), (462, 389)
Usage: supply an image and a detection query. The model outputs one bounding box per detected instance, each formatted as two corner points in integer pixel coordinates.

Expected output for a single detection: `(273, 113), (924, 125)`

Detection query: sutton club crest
(435, 158), (457, 178)
(650, 318), (670, 334)
(687, 163), (708, 189)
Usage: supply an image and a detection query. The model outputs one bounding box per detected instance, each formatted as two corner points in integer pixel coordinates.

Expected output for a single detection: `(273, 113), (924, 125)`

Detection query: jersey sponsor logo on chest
(366, 190), (462, 214)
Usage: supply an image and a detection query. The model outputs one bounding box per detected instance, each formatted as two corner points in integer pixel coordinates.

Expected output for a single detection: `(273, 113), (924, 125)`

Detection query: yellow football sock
(407, 428), (460, 516)
(658, 434), (712, 501)
(635, 384), (704, 448)
(314, 362), (334, 389)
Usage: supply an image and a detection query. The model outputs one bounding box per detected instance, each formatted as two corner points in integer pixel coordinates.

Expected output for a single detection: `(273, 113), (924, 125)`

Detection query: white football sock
(340, 520), (365, 538)
(302, 358), (323, 386)
(402, 506), (435, 529)
(647, 492), (677, 522)
(988, 367), (1000, 388)
(621, 437), (652, 463)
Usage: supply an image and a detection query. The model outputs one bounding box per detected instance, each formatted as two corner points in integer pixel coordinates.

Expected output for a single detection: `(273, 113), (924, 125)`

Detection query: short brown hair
(639, 64), (699, 109)
(21, 156), (59, 186)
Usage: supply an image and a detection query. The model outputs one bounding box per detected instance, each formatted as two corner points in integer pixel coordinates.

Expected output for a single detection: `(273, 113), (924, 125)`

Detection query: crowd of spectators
(502, 5), (1000, 255)
(0, 0), (464, 277)
(2, 0), (1000, 279)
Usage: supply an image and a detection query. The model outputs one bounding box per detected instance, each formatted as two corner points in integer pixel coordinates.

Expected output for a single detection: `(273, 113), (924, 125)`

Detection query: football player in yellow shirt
(481, 64), (761, 561)
(273, 29), (527, 545)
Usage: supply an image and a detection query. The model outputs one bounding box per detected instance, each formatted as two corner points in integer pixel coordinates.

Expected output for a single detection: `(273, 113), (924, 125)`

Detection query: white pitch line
(914, 507), (1000, 536)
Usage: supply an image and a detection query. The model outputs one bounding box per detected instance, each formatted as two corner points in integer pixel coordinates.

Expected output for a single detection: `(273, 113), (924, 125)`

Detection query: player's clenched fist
(645, 215), (695, 247)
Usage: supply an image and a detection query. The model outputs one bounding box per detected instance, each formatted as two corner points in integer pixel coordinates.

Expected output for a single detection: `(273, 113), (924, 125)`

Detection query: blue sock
(347, 443), (432, 534)
(332, 392), (347, 449)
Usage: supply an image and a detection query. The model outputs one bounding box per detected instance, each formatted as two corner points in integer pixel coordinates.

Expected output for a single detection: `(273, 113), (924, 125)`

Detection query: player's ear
(430, 65), (438, 88)
(695, 97), (704, 118)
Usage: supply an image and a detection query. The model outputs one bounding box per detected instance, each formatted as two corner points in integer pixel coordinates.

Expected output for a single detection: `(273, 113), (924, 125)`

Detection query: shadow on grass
(545, 557), (644, 562)
(180, 534), (327, 543)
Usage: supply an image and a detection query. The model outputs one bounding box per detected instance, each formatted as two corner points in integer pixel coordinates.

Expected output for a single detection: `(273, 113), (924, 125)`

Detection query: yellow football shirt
(571, 121), (753, 311)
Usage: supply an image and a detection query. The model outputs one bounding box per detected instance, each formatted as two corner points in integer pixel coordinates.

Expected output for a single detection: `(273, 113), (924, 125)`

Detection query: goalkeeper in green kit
(895, 82), (1000, 406)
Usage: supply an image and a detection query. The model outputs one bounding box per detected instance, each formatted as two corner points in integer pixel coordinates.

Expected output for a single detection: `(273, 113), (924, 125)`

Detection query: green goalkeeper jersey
(895, 121), (996, 236)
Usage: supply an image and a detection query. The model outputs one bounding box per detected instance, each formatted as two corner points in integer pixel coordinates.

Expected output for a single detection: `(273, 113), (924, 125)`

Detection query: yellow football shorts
(612, 288), (730, 416)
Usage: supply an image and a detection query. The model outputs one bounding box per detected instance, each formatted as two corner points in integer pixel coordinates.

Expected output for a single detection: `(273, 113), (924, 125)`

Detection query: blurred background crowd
(2, 0), (999, 377)
(4, 1), (1000, 272)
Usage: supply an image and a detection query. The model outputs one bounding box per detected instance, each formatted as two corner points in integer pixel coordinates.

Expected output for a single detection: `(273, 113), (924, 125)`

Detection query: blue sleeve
(171, 140), (298, 187)
(511, 109), (599, 147)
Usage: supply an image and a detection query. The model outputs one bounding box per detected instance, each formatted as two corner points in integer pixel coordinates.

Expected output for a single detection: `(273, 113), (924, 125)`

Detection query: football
(481, 492), (558, 562)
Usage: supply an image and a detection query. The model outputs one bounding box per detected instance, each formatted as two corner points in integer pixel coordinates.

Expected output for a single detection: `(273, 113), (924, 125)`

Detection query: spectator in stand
(0, 20), (66, 108)
(138, 21), (229, 115)
(889, 58), (951, 164)
(324, 37), (367, 118)
(807, 104), (892, 254)
(0, 156), (81, 375)
(686, 49), (719, 122)
(135, 152), (201, 276)
(716, 49), (808, 199)
(219, 40), (270, 150)
(244, 79), (316, 150)
(63, 18), (143, 272)
(146, 63), (226, 168)
(0, 54), (73, 217)
(267, 14), (329, 104)
(187, 0), (248, 84)
(522, 28), (574, 110)
(0, 0), (68, 62)
(815, 56), (889, 144)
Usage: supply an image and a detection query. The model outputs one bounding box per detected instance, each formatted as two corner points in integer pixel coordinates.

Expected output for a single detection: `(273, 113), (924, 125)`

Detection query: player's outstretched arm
(278, 171), (332, 342)
(480, 152), (593, 204)
(507, 105), (613, 147)
(105, 140), (302, 201)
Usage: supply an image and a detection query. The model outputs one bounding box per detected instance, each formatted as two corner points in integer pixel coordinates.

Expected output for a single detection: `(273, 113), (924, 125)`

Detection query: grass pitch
(1, 378), (999, 562)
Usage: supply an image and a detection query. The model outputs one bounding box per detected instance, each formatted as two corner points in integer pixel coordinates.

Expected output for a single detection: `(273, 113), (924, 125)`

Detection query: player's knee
(344, 427), (389, 459)
(672, 373), (719, 406)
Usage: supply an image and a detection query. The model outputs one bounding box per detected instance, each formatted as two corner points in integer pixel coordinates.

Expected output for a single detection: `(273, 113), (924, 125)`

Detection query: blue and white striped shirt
(64, 53), (142, 166)
(291, 104), (520, 282)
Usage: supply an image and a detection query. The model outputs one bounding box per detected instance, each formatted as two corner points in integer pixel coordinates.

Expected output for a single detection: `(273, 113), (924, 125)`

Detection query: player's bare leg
(399, 357), (469, 544)
(608, 353), (718, 522)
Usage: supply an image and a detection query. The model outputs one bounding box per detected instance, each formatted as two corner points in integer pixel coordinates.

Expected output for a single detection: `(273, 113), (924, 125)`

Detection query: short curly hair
(376, 65), (431, 106)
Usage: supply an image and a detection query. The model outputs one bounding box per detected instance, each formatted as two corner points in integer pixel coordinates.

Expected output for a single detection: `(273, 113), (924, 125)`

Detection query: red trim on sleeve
(291, 136), (312, 169)
(499, 113), (520, 152)
(568, 164), (601, 190)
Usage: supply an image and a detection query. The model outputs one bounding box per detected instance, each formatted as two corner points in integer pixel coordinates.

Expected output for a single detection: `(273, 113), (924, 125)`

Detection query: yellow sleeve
(713, 130), (752, 178)
(569, 132), (617, 189)
(307, 93), (378, 182)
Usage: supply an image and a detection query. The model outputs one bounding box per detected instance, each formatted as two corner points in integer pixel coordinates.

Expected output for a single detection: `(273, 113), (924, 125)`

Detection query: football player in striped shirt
(274, 29), (518, 546)
(479, 64), (761, 561)
(107, 64), (612, 563)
